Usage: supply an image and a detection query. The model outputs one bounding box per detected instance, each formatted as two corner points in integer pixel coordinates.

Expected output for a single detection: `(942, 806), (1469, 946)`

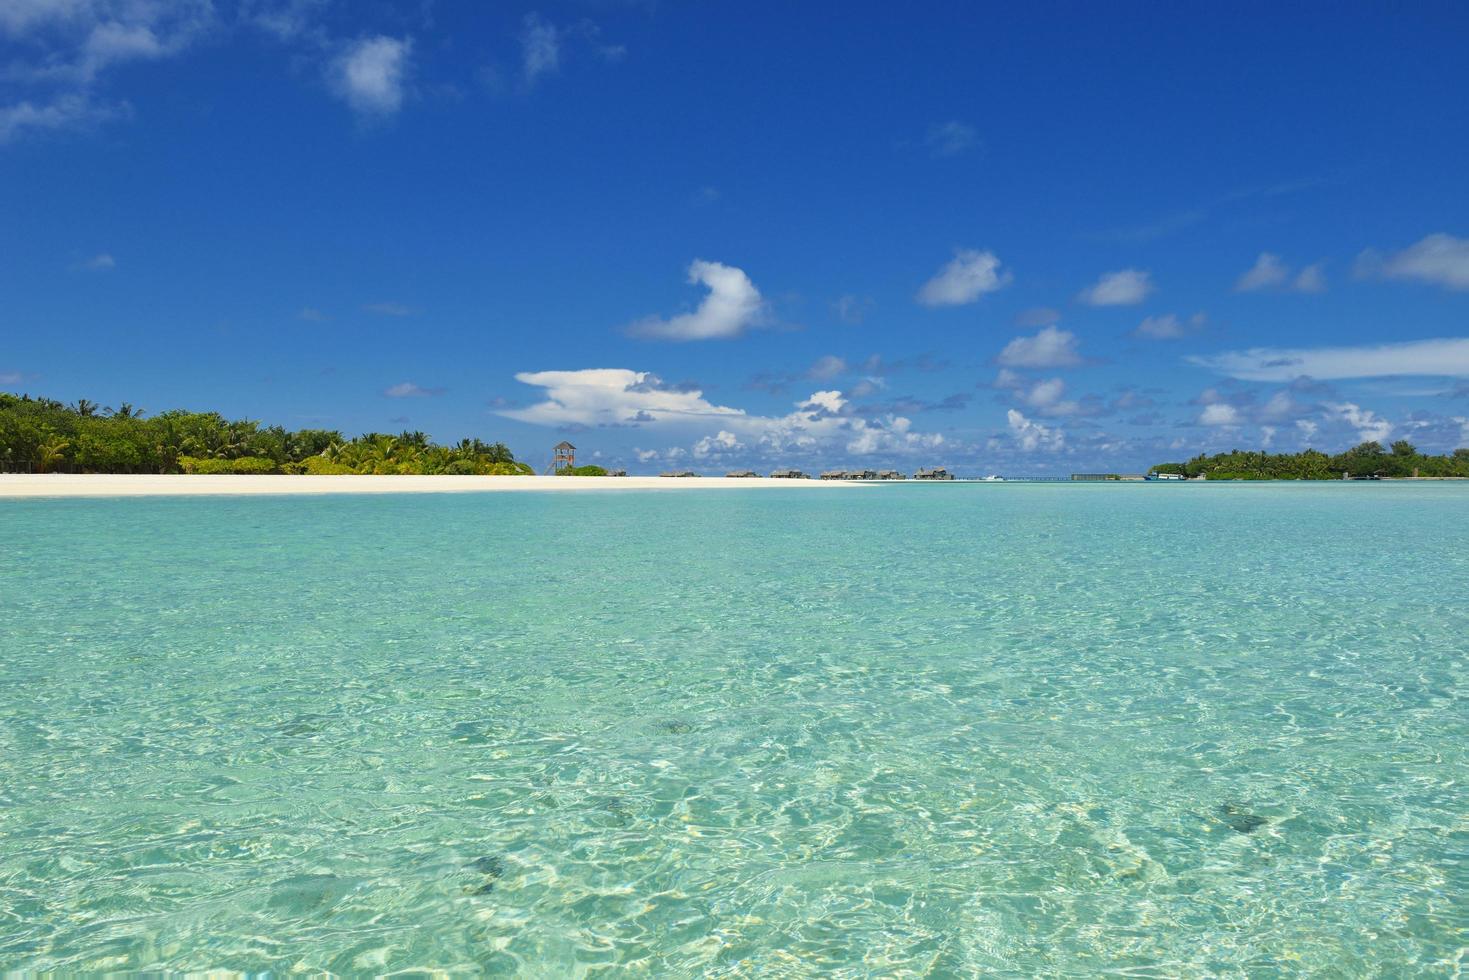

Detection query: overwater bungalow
(914, 467), (954, 481)
(725, 470), (758, 478)
(769, 469), (808, 479)
(659, 470), (697, 478)
(877, 470), (905, 480)
(606, 469), (627, 477)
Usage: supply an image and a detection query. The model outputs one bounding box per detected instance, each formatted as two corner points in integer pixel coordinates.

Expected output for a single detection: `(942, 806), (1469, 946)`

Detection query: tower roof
(554, 441), (576, 451)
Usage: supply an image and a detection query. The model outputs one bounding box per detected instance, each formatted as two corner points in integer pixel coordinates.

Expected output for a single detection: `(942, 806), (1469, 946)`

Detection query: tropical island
(0, 392), (534, 475)
(1152, 441), (1469, 480)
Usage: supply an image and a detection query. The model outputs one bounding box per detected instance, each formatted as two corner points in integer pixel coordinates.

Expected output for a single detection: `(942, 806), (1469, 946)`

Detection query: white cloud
(0, 94), (126, 142)
(1294, 262), (1327, 293)
(501, 368), (943, 458)
(692, 430), (742, 458)
(242, 0), (329, 42)
(0, 1), (210, 142)
(1259, 390), (1298, 422)
(1017, 377), (1083, 417)
(519, 12), (559, 84)
(1, 370), (23, 386)
(509, 14), (621, 89)
(1296, 419), (1319, 441)
(807, 355), (848, 380)
(1078, 268), (1153, 306)
(628, 260), (766, 341)
(1189, 337), (1469, 381)
(1326, 402), (1392, 443)
(1023, 377), (1066, 408)
(1132, 312), (1204, 340)
(833, 294), (872, 324)
(502, 369), (744, 426)
(80, 252), (115, 271)
(1236, 252), (1328, 293)
(384, 382), (445, 398)
(1015, 306), (1061, 327)
(1, 1), (211, 81)
(1235, 252), (1289, 292)
(800, 390), (845, 414)
(1007, 410), (1064, 451)
(1359, 233), (1469, 291)
(1198, 403), (1240, 426)
(993, 368), (1025, 389)
(363, 300), (416, 316)
(916, 249), (1011, 307)
(997, 325), (1081, 368)
(330, 36), (412, 116)
(925, 120), (978, 157)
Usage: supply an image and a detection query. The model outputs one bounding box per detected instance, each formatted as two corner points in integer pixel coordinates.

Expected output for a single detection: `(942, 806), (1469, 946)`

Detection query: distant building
(820, 470), (846, 480)
(914, 467), (954, 481)
(552, 441), (576, 474)
(725, 470), (758, 478)
(1145, 472), (1184, 481)
(659, 470), (697, 478)
(1071, 473), (1114, 481)
(606, 469), (627, 477)
(770, 469), (808, 479)
(877, 470), (905, 480)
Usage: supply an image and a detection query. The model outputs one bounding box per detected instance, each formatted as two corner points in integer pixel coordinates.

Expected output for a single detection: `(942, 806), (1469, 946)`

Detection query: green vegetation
(1152, 441), (1469, 480)
(561, 465), (608, 476)
(0, 392), (534, 475)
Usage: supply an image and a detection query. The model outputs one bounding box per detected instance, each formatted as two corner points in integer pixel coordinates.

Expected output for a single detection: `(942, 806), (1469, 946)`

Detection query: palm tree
(71, 399), (99, 418)
(36, 437), (69, 473)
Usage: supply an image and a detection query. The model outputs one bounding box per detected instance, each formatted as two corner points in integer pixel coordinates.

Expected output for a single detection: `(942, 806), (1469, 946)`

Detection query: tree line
(0, 393), (533, 475)
(1152, 441), (1469, 480)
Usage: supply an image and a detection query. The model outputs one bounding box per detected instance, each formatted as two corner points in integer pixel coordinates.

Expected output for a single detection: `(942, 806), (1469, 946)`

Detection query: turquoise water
(2, 484), (1466, 975)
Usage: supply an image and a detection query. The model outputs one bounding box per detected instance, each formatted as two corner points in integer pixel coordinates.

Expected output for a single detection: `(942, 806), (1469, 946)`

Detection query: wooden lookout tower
(552, 441), (576, 473)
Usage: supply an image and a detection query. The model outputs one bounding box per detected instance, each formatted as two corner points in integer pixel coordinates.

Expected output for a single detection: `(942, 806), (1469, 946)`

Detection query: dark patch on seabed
(451, 720), (513, 745)
(1218, 801), (1269, 834)
(658, 720), (695, 734)
(272, 713), (332, 737)
(464, 855), (505, 894)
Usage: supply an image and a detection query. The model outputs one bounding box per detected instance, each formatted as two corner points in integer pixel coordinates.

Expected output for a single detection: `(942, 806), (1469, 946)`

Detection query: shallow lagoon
(2, 483), (1466, 973)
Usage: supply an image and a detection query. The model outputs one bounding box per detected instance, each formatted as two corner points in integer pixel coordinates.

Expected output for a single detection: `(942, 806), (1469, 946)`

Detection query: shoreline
(0, 474), (869, 499)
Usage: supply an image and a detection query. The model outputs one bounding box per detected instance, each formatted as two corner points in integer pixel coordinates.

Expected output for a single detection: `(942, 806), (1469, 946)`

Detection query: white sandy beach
(0, 474), (868, 498)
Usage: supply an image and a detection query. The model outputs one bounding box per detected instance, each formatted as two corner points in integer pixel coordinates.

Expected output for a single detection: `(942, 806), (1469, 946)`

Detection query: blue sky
(3, 1), (1468, 474)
